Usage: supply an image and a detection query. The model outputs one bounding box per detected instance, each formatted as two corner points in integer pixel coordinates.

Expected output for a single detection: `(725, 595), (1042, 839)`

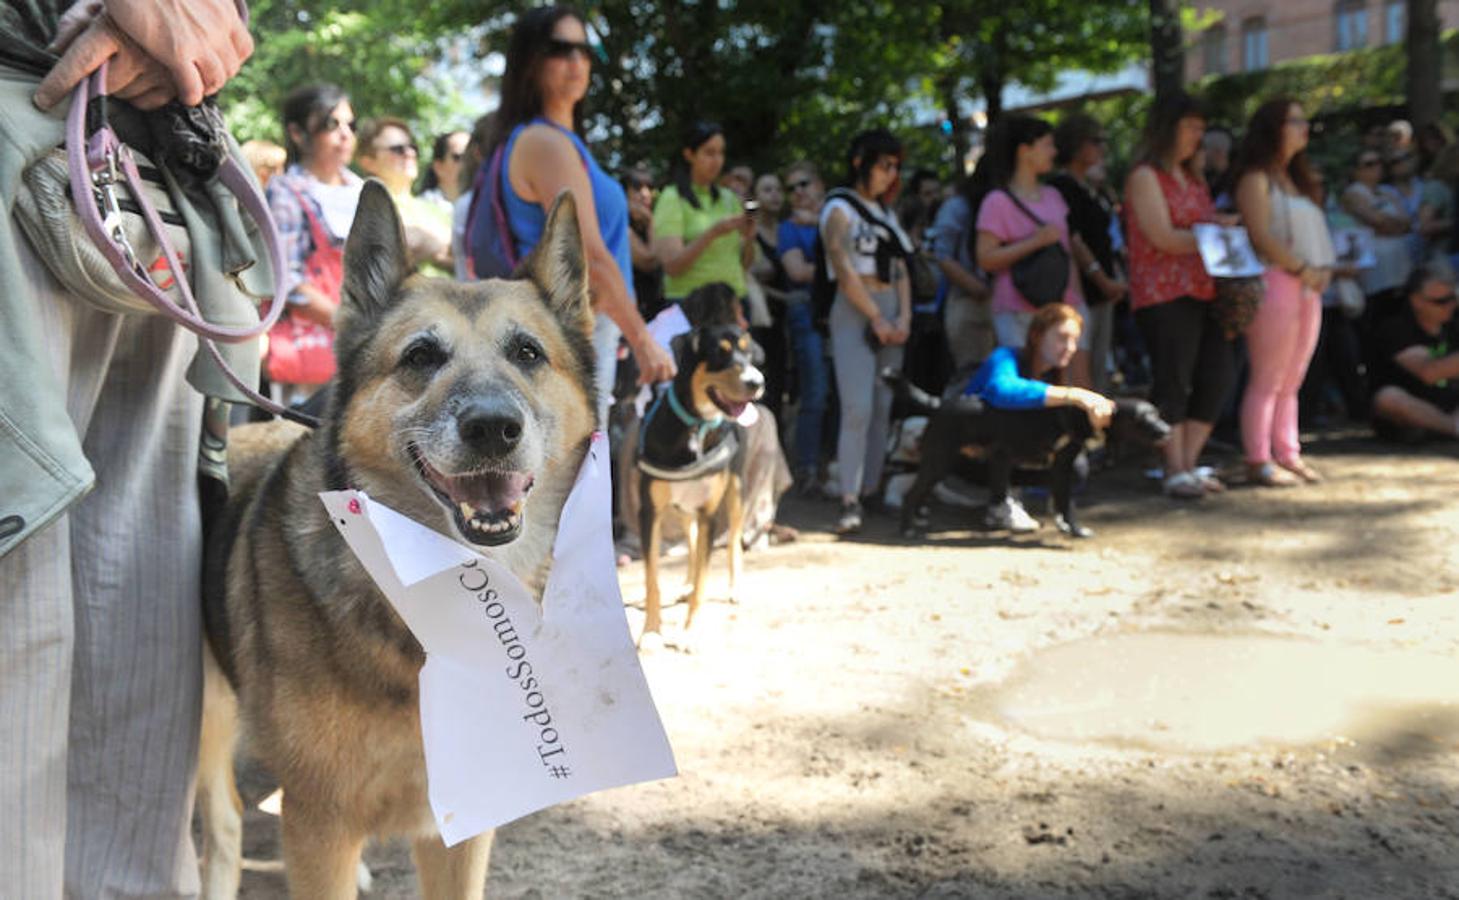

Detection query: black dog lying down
(883, 369), (1171, 539)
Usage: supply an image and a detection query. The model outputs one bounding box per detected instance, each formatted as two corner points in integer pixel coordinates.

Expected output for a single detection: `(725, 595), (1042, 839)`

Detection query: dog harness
(636, 383), (739, 481)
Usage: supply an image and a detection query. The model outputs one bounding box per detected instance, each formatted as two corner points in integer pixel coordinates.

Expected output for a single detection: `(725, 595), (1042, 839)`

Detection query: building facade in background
(1188, 0), (1459, 79)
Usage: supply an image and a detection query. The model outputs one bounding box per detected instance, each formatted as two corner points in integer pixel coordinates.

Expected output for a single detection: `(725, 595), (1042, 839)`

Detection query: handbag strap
(1001, 188), (1048, 229)
(67, 61), (316, 427)
(282, 181), (337, 258)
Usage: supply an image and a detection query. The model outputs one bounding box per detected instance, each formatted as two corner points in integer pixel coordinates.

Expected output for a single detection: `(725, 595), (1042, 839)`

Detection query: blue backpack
(463, 145), (520, 280)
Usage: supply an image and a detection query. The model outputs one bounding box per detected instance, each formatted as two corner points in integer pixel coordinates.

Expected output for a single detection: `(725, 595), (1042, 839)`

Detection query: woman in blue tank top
(489, 6), (675, 420)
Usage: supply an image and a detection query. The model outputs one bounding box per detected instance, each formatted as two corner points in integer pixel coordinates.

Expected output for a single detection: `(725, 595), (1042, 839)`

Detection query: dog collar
(665, 382), (724, 431)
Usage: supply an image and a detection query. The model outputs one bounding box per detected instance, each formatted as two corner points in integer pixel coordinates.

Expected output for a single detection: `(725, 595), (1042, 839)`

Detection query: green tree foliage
(224, 0), (1149, 181)
(222, 0), (479, 147)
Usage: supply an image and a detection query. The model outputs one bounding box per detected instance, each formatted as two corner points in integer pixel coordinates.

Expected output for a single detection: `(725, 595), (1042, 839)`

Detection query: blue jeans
(787, 302), (828, 474)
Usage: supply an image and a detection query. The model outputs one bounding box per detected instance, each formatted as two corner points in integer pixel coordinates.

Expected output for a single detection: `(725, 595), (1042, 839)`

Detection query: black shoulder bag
(1002, 189), (1070, 307)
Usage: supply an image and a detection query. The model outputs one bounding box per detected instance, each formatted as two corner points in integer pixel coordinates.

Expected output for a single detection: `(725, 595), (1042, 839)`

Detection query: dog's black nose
(457, 400), (524, 456)
(742, 367), (765, 394)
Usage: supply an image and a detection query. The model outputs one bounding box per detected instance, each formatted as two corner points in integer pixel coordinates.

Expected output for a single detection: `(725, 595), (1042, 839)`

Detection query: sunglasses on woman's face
(788, 179), (813, 191)
(1359, 158), (1382, 168)
(321, 116), (354, 134)
(546, 38), (592, 60)
(381, 143), (418, 158)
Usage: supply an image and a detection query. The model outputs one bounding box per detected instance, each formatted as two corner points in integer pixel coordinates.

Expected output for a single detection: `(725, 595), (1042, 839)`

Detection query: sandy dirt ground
(228, 431), (1459, 899)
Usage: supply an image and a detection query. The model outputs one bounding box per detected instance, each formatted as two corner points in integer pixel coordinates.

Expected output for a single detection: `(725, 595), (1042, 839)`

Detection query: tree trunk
(1148, 0), (1185, 104)
(941, 75), (969, 175)
(1406, 0), (1442, 129)
(979, 68), (1004, 126)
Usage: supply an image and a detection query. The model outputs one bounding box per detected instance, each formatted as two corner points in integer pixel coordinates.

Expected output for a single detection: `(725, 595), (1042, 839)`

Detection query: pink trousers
(1241, 268), (1322, 465)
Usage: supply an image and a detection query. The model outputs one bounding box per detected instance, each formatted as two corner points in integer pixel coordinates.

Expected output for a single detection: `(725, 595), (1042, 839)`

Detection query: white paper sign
(319, 433), (676, 846)
(1193, 223), (1265, 278)
(1331, 227), (1378, 270)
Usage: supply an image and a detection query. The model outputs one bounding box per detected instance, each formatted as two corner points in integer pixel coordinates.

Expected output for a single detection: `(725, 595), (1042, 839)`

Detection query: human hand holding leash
(101, 0), (252, 104)
(35, 2), (175, 110)
(35, 0), (251, 110)
(630, 334), (677, 386)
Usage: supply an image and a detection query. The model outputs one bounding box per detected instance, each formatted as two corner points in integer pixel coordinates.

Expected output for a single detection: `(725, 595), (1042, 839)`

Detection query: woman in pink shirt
(975, 115), (1089, 385)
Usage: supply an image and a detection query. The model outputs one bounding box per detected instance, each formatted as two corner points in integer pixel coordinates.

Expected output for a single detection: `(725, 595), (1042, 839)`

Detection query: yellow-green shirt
(395, 191), (454, 277)
(652, 183), (746, 299)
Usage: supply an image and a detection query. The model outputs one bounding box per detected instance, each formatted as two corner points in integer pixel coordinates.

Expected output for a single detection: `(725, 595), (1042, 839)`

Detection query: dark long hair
(845, 127), (903, 189)
(1232, 97), (1319, 202)
(281, 83), (348, 166)
(1137, 91), (1207, 180)
(420, 130), (467, 193)
(981, 115), (1053, 189)
(486, 6), (586, 158)
(671, 120), (724, 210)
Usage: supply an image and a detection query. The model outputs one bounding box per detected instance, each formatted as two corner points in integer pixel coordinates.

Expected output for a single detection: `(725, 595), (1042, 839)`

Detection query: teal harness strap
(638, 382), (735, 481)
(664, 381), (723, 447)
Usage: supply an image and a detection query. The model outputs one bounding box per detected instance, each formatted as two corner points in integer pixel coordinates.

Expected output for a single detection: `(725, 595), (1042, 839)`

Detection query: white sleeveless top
(1267, 186), (1335, 268)
(818, 193), (909, 281)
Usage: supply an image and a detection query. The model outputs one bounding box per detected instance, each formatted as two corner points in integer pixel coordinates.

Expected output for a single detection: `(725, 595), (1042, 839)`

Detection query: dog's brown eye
(514, 340), (544, 365)
(400, 340), (447, 372)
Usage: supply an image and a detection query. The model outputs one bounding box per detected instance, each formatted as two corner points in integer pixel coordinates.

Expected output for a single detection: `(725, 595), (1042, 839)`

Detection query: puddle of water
(984, 631), (1459, 758)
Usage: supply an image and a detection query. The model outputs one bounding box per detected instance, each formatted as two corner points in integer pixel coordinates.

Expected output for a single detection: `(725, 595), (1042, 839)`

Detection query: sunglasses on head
(546, 38), (592, 60)
(381, 143), (418, 158)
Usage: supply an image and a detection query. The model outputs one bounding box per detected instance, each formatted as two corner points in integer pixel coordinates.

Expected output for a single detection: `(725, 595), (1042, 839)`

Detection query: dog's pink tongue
(446, 470), (534, 515)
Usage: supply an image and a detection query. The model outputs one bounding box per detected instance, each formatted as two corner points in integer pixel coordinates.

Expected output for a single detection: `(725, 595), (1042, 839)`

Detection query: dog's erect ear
(342, 179), (410, 319)
(527, 190), (592, 338)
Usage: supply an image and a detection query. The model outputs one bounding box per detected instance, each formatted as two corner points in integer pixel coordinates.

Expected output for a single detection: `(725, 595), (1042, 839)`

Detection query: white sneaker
(985, 496), (1039, 533)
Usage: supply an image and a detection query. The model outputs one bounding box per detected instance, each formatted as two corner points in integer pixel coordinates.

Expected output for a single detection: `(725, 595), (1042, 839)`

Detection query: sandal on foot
(1247, 462), (1300, 487)
(1277, 458), (1322, 484)
(1162, 471), (1205, 499)
(1190, 469), (1225, 490)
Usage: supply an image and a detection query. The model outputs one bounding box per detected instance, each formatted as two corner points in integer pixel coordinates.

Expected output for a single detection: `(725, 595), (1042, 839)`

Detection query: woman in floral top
(1125, 92), (1235, 499)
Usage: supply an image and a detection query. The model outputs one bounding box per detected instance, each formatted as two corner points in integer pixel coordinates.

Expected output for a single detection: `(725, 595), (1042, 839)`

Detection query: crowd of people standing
(235, 6), (1459, 545)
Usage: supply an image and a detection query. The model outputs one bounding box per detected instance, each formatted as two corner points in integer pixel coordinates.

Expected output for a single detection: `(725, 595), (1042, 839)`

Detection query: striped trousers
(0, 236), (203, 898)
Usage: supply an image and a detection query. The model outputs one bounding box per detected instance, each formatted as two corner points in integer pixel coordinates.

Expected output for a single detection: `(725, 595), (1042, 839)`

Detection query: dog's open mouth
(409, 444), (534, 546)
(708, 387), (753, 420)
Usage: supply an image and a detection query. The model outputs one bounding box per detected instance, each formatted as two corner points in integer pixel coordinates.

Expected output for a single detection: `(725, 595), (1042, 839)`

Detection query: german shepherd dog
(884, 369), (1171, 539)
(637, 284), (763, 647)
(196, 181), (598, 898)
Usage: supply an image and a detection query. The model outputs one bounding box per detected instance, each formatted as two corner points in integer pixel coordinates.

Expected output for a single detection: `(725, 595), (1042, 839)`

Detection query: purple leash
(66, 61), (319, 427)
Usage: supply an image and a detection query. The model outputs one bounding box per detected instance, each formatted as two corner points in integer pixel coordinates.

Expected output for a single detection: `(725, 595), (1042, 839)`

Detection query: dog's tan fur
(197, 182), (597, 898)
